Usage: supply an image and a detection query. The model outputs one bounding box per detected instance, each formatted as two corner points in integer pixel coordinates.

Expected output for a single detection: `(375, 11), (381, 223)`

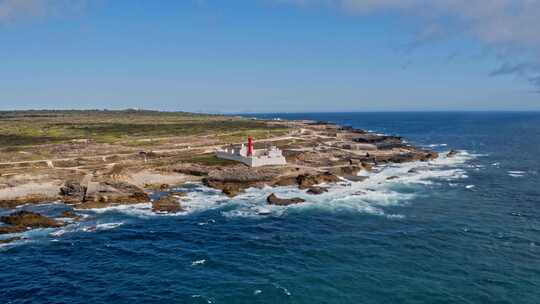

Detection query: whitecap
(95, 222), (124, 231)
(50, 229), (66, 237)
(508, 170), (526, 178)
(273, 284), (291, 296)
(197, 219), (216, 226)
(427, 143), (448, 148)
(191, 259), (206, 266)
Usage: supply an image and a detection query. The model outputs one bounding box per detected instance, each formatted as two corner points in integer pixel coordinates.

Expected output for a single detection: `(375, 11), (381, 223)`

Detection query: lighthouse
(215, 136), (287, 167)
(247, 136), (254, 156)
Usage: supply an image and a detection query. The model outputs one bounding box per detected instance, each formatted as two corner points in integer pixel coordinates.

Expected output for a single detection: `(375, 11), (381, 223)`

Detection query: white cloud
(278, 0), (540, 90)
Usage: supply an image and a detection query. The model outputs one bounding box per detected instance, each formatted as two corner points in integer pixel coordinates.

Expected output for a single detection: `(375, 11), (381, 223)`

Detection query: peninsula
(0, 110), (441, 238)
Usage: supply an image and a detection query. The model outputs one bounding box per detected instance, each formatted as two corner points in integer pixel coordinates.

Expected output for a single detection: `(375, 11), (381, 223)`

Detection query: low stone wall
(215, 151), (286, 167)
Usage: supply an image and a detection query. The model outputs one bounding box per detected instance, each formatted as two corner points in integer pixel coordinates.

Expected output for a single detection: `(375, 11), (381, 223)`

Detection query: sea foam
(73, 150), (475, 221)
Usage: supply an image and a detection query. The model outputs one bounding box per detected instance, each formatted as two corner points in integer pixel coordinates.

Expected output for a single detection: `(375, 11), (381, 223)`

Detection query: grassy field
(0, 110), (286, 147)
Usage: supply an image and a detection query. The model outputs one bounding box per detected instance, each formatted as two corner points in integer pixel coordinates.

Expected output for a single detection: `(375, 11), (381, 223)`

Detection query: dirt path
(0, 135), (298, 168)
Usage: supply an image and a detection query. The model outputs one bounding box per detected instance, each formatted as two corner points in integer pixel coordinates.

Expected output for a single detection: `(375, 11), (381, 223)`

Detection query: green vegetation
(0, 110), (284, 147)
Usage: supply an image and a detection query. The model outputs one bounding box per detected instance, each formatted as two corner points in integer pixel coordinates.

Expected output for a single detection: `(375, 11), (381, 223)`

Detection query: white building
(216, 144), (287, 167)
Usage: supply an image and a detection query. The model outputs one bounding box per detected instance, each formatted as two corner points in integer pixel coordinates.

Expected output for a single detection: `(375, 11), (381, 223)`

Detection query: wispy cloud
(277, 0), (540, 91)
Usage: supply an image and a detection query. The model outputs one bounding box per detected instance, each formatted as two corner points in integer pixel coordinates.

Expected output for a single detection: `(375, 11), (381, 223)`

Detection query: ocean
(1, 112), (539, 303)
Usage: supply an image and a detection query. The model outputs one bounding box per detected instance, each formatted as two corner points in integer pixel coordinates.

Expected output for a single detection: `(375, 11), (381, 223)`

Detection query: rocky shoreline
(0, 119), (444, 243)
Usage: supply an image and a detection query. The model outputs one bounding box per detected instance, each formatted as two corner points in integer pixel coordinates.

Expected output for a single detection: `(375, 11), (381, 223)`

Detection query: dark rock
(329, 165), (362, 177)
(0, 194), (56, 209)
(343, 175), (369, 182)
(152, 195), (183, 213)
(297, 172), (340, 189)
(353, 134), (402, 144)
(0, 237), (22, 244)
(203, 167), (280, 197)
(447, 150), (459, 158)
(202, 180), (248, 197)
(387, 150), (438, 163)
(267, 193), (306, 206)
(60, 210), (82, 221)
(73, 201), (114, 210)
(387, 176), (400, 180)
(73, 181), (150, 207)
(0, 226), (27, 235)
(307, 186), (328, 195)
(0, 211), (63, 231)
(60, 181), (87, 199)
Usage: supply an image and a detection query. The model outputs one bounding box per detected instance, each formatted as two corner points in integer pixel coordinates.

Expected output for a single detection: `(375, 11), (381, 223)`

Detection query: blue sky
(0, 0), (539, 112)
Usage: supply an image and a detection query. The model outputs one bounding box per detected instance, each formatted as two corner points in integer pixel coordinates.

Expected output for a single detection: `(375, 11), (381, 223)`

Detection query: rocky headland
(0, 117), (443, 242)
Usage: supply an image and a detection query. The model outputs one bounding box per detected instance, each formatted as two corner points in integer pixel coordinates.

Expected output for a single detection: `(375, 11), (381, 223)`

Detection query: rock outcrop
(0, 226), (27, 235)
(296, 172), (340, 189)
(385, 151), (438, 163)
(152, 195), (183, 213)
(0, 194), (57, 209)
(447, 150), (459, 158)
(59, 181), (87, 202)
(60, 210), (82, 221)
(329, 165), (362, 177)
(63, 181), (150, 209)
(343, 175), (369, 182)
(0, 237), (21, 244)
(267, 193), (306, 206)
(0, 211), (63, 234)
(203, 167), (280, 197)
(307, 186), (328, 195)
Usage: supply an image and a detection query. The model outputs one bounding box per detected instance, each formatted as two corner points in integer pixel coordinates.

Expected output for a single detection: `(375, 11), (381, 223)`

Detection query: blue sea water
(1, 112), (540, 304)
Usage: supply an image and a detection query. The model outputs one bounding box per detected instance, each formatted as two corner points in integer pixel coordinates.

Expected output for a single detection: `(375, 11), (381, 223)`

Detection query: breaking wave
(221, 150), (475, 219)
(71, 150), (476, 221)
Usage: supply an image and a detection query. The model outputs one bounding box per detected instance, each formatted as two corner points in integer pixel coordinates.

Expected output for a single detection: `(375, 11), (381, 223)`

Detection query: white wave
(95, 222), (124, 231)
(466, 185), (475, 189)
(197, 219), (216, 226)
(508, 170), (526, 178)
(74, 150), (476, 221)
(50, 229), (66, 237)
(427, 143), (448, 147)
(191, 295), (213, 304)
(273, 283), (291, 296)
(191, 259), (206, 266)
(0, 238), (31, 250)
(218, 150), (475, 219)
